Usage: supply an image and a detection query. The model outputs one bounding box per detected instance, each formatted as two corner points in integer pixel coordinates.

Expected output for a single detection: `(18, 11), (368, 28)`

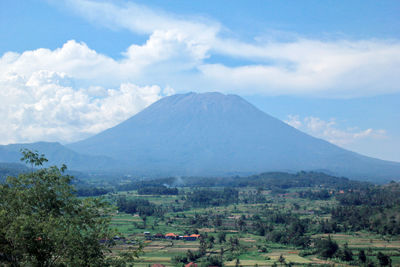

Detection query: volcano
(65, 92), (400, 181)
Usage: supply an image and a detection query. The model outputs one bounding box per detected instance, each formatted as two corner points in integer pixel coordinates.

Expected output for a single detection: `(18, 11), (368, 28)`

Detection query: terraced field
(106, 186), (400, 266)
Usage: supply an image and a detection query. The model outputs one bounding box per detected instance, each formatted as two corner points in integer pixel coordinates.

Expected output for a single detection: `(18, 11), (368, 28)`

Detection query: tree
(358, 249), (367, 263)
(235, 258), (240, 267)
(20, 148), (48, 171)
(0, 150), (117, 266)
(186, 249), (200, 262)
(315, 235), (338, 259)
(199, 236), (207, 256)
(237, 217), (247, 232)
(377, 252), (391, 266)
(278, 254), (285, 265)
(207, 235), (215, 249)
(205, 255), (223, 267)
(339, 243), (353, 262)
(142, 215), (147, 228)
(217, 232), (226, 243)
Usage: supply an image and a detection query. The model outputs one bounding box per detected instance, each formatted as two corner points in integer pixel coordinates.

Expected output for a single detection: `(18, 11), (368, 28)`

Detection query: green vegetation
(1, 150), (400, 266)
(101, 174), (400, 266)
(0, 150), (138, 266)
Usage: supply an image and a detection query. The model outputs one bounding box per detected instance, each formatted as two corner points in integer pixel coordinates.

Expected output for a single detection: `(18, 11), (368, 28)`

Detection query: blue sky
(0, 0), (399, 161)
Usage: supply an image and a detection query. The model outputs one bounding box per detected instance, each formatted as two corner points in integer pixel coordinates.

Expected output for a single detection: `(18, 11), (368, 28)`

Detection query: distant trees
(253, 209), (311, 248)
(203, 255), (223, 267)
(217, 232), (226, 244)
(0, 150), (116, 266)
(137, 186), (178, 195)
(338, 243), (353, 262)
(75, 186), (111, 197)
(377, 252), (391, 266)
(127, 171), (363, 191)
(116, 197), (165, 217)
(358, 249), (367, 263)
(237, 215), (247, 231)
(298, 189), (331, 200)
(278, 254), (286, 265)
(331, 183), (400, 235)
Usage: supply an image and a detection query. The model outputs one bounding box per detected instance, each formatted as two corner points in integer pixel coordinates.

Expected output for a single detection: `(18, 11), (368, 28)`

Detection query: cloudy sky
(1, 0), (399, 161)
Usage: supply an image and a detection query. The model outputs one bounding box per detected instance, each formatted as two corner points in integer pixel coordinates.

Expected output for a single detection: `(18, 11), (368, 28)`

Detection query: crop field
(104, 183), (400, 266)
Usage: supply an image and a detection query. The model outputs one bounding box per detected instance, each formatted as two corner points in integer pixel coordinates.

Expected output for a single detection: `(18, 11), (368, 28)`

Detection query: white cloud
(285, 115), (386, 146)
(199, 39), (400, 97)
(0, 68), (163, 144)
(59, 0), (400, 98)
(0, 40), (119, 86)
(64, 0), (220, 37)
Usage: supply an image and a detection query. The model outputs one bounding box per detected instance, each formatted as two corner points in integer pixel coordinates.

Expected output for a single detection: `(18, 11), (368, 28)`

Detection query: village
(145, 232), (201, 241)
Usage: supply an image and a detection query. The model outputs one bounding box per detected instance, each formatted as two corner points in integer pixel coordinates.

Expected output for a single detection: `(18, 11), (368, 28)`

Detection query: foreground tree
(0, 149), (116, 266)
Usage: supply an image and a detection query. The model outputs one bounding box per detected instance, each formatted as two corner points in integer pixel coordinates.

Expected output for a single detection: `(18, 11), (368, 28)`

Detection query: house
(151, 264), (166, 267)
(112, 235), (126, 244)
(185, 262), (198, 267)
(182, 234), (200, 241)
(144, 232), (151, 240)
(165, 233), (177, 239)
(154, 233), (164, 239)
(190, 234), (200, 240)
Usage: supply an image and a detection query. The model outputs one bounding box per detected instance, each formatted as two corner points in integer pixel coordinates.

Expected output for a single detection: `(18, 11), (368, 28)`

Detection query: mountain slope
(0, 142), (121, 171)
(0, 162), (30, 182)
(67, 92), (400, 181)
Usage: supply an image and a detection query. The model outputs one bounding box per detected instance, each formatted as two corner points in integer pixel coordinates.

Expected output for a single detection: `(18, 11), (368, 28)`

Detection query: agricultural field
(99, 175), (400, 266)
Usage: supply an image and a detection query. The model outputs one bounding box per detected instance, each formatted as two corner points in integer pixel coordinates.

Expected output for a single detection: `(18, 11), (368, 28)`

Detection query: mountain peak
(67, 92), (400, 180)
(158, 92), (244, 106)
(149, 92), (262, 119)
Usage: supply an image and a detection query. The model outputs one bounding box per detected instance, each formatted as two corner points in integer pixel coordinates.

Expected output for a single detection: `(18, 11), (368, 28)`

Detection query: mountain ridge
(0, 141), (122, 171)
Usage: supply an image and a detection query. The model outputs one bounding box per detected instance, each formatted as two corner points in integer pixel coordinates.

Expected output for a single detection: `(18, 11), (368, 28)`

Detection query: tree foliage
(377, 252), (391, 266)
(0, 150), (116, 266)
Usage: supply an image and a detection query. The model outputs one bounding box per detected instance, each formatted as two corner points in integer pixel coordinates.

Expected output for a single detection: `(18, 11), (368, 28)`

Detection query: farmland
(93, 173), (400, 266)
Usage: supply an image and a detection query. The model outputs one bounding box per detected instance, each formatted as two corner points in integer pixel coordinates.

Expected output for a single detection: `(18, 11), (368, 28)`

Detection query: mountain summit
(67, 92), (400, 180)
